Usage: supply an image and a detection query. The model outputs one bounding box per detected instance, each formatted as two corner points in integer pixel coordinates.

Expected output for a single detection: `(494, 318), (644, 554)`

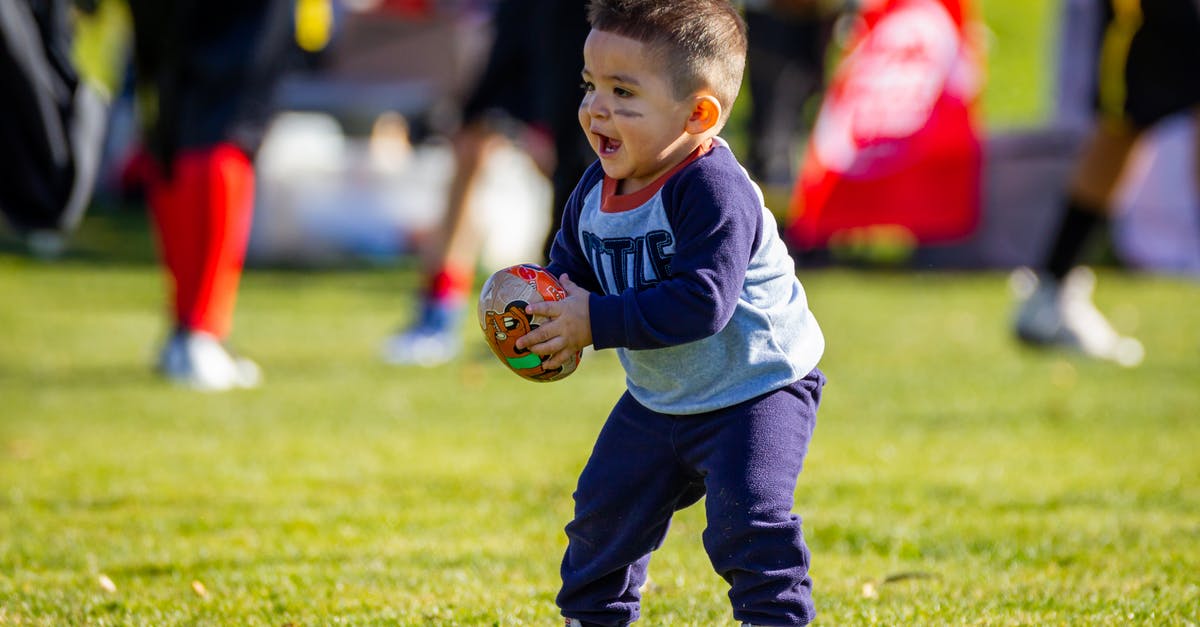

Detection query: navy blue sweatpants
(557, 368), (824, 626)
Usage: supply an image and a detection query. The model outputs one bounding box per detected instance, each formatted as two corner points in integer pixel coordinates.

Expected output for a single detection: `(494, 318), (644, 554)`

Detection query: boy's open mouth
(597, 133), (621, 156)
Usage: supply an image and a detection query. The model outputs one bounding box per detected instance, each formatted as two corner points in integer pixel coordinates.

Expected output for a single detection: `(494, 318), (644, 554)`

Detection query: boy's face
(579, 29), (701, 194)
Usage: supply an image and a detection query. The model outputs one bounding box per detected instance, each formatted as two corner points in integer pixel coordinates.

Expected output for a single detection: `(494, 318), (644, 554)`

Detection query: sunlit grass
(2, 210), (1198, 624)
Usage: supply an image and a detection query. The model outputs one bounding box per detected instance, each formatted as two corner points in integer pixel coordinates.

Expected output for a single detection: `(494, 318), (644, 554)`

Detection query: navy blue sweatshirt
(547, 139), (824, 414)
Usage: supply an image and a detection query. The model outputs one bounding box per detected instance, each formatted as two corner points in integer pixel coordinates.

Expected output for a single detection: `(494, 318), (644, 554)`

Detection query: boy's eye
(580, 81), (594, 92)
(613, 87), (632, 98)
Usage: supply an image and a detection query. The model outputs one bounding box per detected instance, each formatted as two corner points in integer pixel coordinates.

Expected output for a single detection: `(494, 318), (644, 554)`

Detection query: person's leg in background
(1014, 118), (1146, 366)
(381, 119), (504, 366)
(380, 0), (534, 367)
(382, 0), (591, 366)
(1014, 0), (1200, 366)
(147, 143), (262, 390)
(743, 3), (835, 207)
(130, 0), (302, 389)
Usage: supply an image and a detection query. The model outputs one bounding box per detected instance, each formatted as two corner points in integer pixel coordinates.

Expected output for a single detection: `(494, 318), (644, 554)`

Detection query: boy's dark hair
(587, 0), (747, 122)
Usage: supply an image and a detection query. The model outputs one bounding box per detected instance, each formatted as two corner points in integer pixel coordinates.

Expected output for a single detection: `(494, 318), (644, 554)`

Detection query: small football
(477, 264), (581, 382)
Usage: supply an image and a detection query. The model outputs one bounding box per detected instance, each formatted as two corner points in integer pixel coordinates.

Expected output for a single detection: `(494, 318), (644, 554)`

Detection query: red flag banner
(786, 0), (984, 253)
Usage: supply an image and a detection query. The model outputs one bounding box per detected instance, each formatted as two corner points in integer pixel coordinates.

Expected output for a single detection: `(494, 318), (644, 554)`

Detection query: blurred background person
(741, 0), (843, 204)
(1012, 0), (1200, 367)
(128, 0), (321, 390)
(0, 0), (108, 258)
(380, 0), (591, 367)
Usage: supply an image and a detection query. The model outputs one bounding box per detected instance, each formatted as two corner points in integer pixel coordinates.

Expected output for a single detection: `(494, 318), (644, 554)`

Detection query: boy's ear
(685, 95), (722, 134)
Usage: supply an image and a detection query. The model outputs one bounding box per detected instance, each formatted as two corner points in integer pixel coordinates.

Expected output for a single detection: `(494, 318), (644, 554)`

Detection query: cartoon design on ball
(482, 300), (564, 381)
(477, 263), (581, 382)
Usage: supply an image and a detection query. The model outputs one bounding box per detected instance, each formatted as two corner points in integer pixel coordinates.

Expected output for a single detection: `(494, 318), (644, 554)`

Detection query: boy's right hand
(515, 274), (593, 370)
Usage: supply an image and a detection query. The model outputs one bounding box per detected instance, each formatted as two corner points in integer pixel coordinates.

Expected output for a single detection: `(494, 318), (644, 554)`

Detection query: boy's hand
(516, 274), (592, 369)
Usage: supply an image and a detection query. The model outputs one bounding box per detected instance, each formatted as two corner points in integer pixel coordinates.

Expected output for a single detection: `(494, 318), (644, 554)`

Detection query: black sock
(1043, 198), (1106, 281)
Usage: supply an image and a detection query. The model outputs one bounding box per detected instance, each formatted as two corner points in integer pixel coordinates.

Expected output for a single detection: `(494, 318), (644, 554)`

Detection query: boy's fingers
(560, 274), (584, 295)
(524, 337), (555, 357)
(525, 301), (559, 317)
(516, 326), (546, 350)
(542, 346), (572, 370)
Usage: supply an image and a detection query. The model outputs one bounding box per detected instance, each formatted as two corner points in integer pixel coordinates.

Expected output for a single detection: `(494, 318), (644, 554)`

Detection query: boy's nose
(585, 95), (609, 118)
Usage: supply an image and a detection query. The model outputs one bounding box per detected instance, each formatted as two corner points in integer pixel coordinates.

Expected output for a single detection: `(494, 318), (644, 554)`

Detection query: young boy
(514, 1), (826, 624)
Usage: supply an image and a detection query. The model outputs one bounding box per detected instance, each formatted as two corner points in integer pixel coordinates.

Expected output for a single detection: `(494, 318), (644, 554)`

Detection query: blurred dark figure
(1012, 0), (1200, 367)
(128, 0), (313, 390)
(742, 0), (841, 192)
(381, 0), (592, 367)
(0, 0), (108, 257)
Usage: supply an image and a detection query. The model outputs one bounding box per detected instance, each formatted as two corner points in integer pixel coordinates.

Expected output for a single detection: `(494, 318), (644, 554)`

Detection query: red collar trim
(600, 139), (714, 213)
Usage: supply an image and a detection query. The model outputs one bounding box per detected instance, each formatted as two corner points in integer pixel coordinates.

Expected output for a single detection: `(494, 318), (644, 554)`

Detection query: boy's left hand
(515, 274), (592, 369)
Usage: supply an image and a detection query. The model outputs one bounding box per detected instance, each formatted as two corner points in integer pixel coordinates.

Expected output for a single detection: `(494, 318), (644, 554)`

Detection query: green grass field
(2, 209), (1198, 625)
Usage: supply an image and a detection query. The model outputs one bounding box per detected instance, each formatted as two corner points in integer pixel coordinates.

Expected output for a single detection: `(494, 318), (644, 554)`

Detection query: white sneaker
(1012, 266), (1144, 367)
(26, 229), (67, 259)
(157, 330), (262, 391)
